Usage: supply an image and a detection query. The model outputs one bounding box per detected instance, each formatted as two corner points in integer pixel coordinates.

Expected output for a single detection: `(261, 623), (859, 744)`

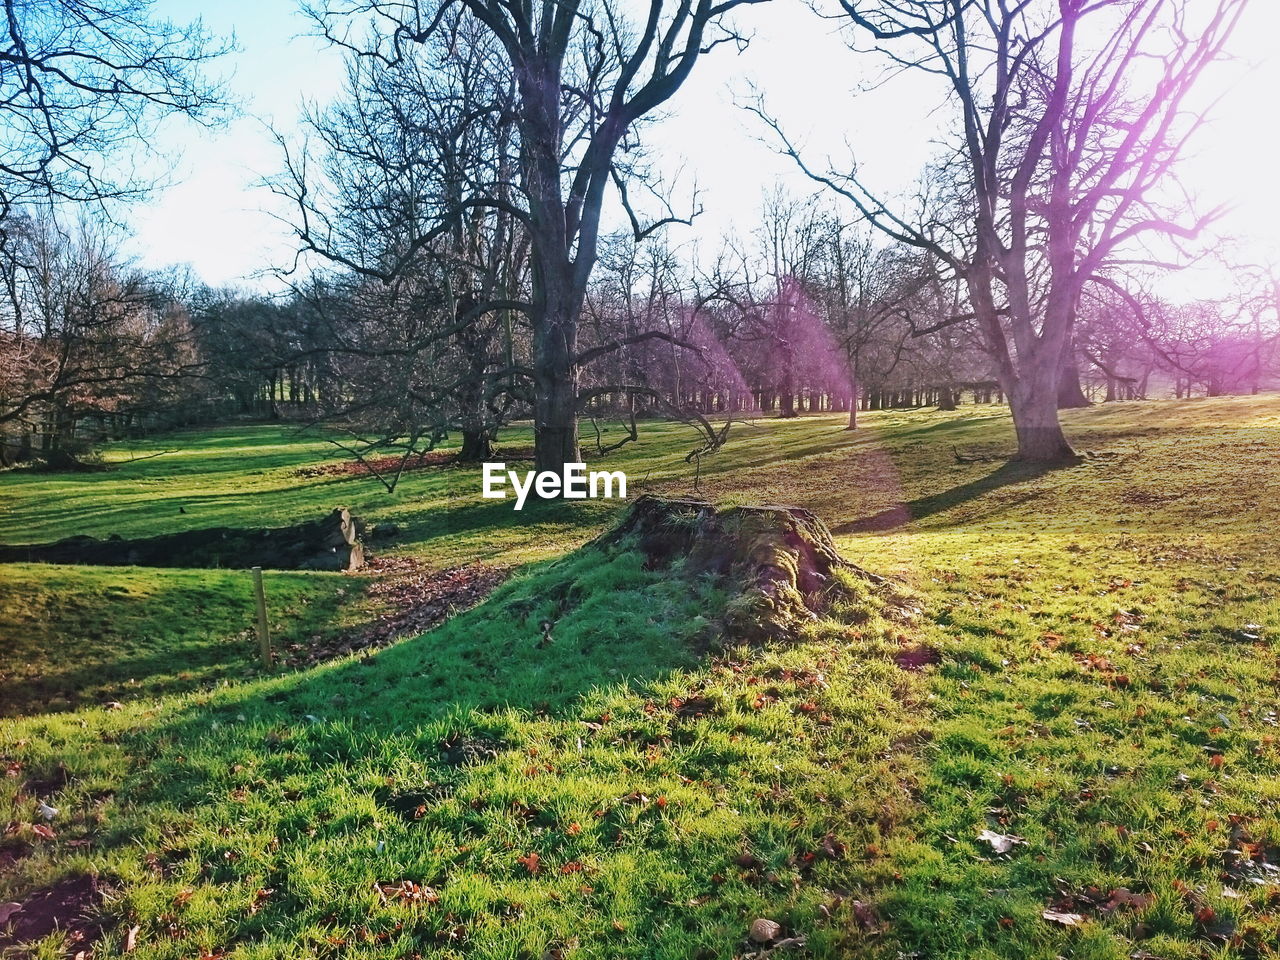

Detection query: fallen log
(0, 508), (366, 571)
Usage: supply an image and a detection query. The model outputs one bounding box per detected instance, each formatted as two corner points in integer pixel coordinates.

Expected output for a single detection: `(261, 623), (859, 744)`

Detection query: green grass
(3, 396), (1280, 958)
(0, 566), (361, 717)
(1, 536), (919, 960)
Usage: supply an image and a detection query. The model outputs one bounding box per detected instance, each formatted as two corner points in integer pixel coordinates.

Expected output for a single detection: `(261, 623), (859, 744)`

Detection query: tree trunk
(1057, 348), (1092, 409)
(458, 430), (493, 462)
(533, 355), (580, 474)
(531, 278), (582, 474)
(1010, 377), (1076, 462)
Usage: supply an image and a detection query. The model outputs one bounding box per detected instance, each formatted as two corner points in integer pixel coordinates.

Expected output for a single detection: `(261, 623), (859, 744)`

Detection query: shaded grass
(0, 566), (361, 717)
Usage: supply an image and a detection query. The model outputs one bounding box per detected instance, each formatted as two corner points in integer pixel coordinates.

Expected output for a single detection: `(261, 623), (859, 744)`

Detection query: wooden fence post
(252, 566), (272, 668)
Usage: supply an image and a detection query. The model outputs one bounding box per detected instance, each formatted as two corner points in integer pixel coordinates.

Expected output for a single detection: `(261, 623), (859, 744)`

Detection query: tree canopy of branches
(0, 213), (201, 467)
(274, 11), (528, 482)
(0, 0), (227, 218)
(298, 0), (767, 476)
(0, 1), (226, 464)
(762, 0), (1247, 461)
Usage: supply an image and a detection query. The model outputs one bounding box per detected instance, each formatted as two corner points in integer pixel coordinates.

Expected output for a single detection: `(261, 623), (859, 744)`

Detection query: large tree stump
(597, 495), (881, 642)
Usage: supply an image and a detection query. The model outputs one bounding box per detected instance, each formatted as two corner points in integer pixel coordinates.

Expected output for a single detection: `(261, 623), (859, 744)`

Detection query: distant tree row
(0, 0), (224, 467)
(4, 189), (1277, 472)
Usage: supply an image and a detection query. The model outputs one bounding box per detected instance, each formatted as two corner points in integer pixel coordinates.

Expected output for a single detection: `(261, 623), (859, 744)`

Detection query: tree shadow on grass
(0, 568), (356, 718)
(834, 459), (1059, 534)
(129, 545), (702, 797)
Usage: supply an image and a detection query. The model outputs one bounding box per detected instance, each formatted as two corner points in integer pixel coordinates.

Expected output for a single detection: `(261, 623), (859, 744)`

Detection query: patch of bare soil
(0, 873), (108, 953)
(293, 446), (536, 480)
(893, 645), (941, 671)
(280, 557), (509, 667)
(0, 844), (32, 873)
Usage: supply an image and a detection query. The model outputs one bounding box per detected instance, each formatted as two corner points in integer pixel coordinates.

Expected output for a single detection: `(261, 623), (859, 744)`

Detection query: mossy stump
(597, 494), (881, 642)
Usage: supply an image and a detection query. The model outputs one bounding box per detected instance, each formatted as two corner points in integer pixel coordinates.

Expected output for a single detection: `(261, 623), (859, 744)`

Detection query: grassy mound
(1, 503), (921, 959)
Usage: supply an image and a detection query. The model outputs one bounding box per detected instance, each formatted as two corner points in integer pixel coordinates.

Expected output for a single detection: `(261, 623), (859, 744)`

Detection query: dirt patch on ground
(280, 557), (509, 667)
(0, 843), (32, 873)
(21, 764), (70, 799)
(0, 873), (108, 952)
(294, 446), (536, 480)
(893, 645), (941, 671)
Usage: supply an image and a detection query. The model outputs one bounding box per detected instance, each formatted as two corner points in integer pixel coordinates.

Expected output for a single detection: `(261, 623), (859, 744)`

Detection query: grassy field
(2, 396), (1279, 958)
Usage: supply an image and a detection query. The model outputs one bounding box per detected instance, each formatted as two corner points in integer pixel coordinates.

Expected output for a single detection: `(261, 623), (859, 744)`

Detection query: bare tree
(0, 0), (227, 462)
(814, 222), (929, 428)
(0, 212), (202, 466)
(304, 0), (767, 477)
(1234, 263), (1280, 395)
(0, 0), (228, 219)
(276, 13), (529, 480)
(760, 0), (1246, 461)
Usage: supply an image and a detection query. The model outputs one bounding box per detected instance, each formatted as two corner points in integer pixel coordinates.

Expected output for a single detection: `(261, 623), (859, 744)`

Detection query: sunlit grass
(2, 394), (1279, 958)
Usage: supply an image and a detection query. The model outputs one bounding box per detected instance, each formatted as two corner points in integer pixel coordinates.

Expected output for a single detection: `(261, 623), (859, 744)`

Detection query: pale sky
(127, 0), (1280, 296)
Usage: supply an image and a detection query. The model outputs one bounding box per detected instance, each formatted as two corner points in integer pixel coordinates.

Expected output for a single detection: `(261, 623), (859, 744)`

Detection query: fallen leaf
(517, 852), (541, 875)
(977, 829), (1024, 854)
(373, 880), (438, 905)
(851, 900), (878, 929)
(819, 834), (846, 860)
(1042, 909), (1085, 926)
(1101, 888), (1153, 914)
(749, 918), (781, 943)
